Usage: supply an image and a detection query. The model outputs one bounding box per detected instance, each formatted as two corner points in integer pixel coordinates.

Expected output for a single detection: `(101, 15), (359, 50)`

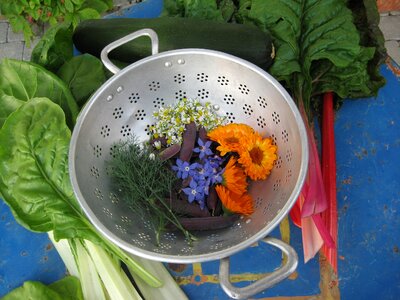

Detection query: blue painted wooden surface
(336, 63), (400, 300)
(1, 0), (399, 298)
(0, 201), (66, 296)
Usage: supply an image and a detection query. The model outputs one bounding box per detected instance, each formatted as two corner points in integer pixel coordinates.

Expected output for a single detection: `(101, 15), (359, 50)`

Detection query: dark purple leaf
(179, 122), (196, 162)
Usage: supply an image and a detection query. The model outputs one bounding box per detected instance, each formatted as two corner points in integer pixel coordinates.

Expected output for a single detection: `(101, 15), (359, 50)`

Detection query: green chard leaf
(0, 98), (162, 287)
(30, 23), (73, 72)
(311, 46), (376, 99)
(235, 0), (387, 117)
(1, 276), (83, 300)
(346, 0), (387, 97)
(0, 90), (25, 128)
(49, 276), (84, 300)
(238, 0), (363, 107)
(57, 54), (106, 106)
(219, 0), (236, 22)
(0, 59), (79, 129)
(163, 0), (224, 21)
(161, 0), (185, 17)
(0, 98), (99, 243)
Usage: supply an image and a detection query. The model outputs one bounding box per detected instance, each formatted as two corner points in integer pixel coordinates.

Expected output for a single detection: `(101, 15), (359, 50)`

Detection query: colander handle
(219, 237), (298, 299)
(100, 28), (159, 74)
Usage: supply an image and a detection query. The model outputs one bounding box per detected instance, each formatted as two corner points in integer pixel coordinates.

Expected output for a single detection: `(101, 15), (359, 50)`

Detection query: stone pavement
(1, 7), (400, 64)
(379, 11), (400, 64)
(0, 18), (42, 61)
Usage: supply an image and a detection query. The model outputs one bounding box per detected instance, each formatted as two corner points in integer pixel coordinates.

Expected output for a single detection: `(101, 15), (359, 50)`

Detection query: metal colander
(69, 29), (308, 298)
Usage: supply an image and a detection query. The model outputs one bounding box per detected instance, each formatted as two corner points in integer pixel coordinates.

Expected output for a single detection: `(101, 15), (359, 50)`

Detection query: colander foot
(219, 237), (298, 299)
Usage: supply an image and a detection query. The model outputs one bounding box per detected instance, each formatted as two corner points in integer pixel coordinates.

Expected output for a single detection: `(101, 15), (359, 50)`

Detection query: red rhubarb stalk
(321, 92), (338, 274)
(291, 100), (335, 262)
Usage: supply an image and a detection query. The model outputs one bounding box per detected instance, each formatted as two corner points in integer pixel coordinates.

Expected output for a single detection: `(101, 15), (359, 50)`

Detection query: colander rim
(69, 48), (309, 263)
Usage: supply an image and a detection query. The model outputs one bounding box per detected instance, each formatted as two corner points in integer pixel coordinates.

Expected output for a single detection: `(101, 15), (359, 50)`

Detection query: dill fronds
(107, 136), (195, 245)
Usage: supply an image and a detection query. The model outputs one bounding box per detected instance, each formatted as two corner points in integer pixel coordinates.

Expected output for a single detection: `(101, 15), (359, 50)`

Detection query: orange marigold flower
(208, 123), (258, 156)
(238, 135), (277, 180)
(221, 157), (248, 195)
(215, 185), (254, 215)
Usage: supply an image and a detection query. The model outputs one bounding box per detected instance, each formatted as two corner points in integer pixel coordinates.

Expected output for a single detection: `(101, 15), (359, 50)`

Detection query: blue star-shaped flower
(193, 138), (213, 160)
(202, 159), (223, 185)
(182, 179), (205, 203)
(207, 155), (224, 169)
(172, 159), (198, 179)
(210, 170), (223, 185)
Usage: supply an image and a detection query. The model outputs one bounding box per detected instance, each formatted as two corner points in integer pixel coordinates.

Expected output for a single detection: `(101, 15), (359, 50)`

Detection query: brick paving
(0, 19), (35, 61)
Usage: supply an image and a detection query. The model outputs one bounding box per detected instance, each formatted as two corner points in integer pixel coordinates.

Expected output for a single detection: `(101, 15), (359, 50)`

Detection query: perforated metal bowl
(69, 29), (308, 299)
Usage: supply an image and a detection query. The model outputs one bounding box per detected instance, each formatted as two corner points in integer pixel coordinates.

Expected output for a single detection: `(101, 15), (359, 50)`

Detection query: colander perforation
(223, 94), (235, 105)
(90, 166), (100, 179)
(93, 145), (102, 158)
(69, 49), (307, 263)
(243, 103), (253, 116)
(256, 116), (267, 129)
(282, 129), (289, 143)
(197, 88), (209, 99)
(129, 92), (140, 103)
(257, 96), (268, 108)
(153, 97), (165, 108)
(196, 73), (209, 82)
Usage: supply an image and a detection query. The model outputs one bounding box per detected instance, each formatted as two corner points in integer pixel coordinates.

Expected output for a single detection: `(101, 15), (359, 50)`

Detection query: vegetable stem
(127, 256), (188, 300)
(321, 92), (338, 273)
(101, 236), (163, 288)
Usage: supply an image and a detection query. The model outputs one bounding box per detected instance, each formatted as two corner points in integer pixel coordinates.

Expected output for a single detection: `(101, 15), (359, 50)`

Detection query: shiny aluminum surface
(69, 48), (308, 263)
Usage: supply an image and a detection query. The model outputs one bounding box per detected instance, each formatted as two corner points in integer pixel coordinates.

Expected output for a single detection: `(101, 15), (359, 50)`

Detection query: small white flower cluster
(151, 97), (226, 145)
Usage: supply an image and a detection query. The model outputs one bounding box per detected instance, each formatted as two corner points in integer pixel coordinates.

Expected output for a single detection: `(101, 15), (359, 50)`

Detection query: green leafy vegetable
(57, 54), (106, 106)
(84, 240), (143, 300)
(30, 23), (74, 73)
(311, 47), (376, 99)
(0, 90), (24, 130)
(0, 98), (97, 240)
(65, 8), (101, 28)
(1, 276), (83, 300)
(128, 255), (189, 300)
(237, 0), (366, 111)
(163, 0), (386, 117)
(0, 0), (113, 44)
(162, 0), (224, 20)
(347, 0), (386, 98)
(0, 98), (161, 288)
(0, 59), (79, 129)
(219, 0), (236, 22)
(47, 277), (84, 300)
(82, 0), (113, 13)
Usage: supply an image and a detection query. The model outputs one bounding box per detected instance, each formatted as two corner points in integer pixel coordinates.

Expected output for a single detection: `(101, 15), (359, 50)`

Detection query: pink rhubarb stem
(321, 92), (338, 274)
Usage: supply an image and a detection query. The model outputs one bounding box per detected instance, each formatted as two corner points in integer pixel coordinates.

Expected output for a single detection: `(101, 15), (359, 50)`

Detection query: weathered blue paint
(336, 63), (400, 299)
(0, 201), (66, 297)
(105, 0), (163, 19)
(169, 224), (321, 298)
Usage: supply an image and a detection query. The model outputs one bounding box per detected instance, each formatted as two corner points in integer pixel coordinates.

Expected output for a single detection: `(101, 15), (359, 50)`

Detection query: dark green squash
(73, 17), (275, 70)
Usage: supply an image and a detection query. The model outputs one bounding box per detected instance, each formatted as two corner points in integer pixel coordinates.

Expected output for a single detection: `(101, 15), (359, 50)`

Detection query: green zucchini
(73, 17), (275, 70)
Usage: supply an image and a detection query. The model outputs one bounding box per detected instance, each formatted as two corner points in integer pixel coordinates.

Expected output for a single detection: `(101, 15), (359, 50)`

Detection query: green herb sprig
(108, 136), (196, 245)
